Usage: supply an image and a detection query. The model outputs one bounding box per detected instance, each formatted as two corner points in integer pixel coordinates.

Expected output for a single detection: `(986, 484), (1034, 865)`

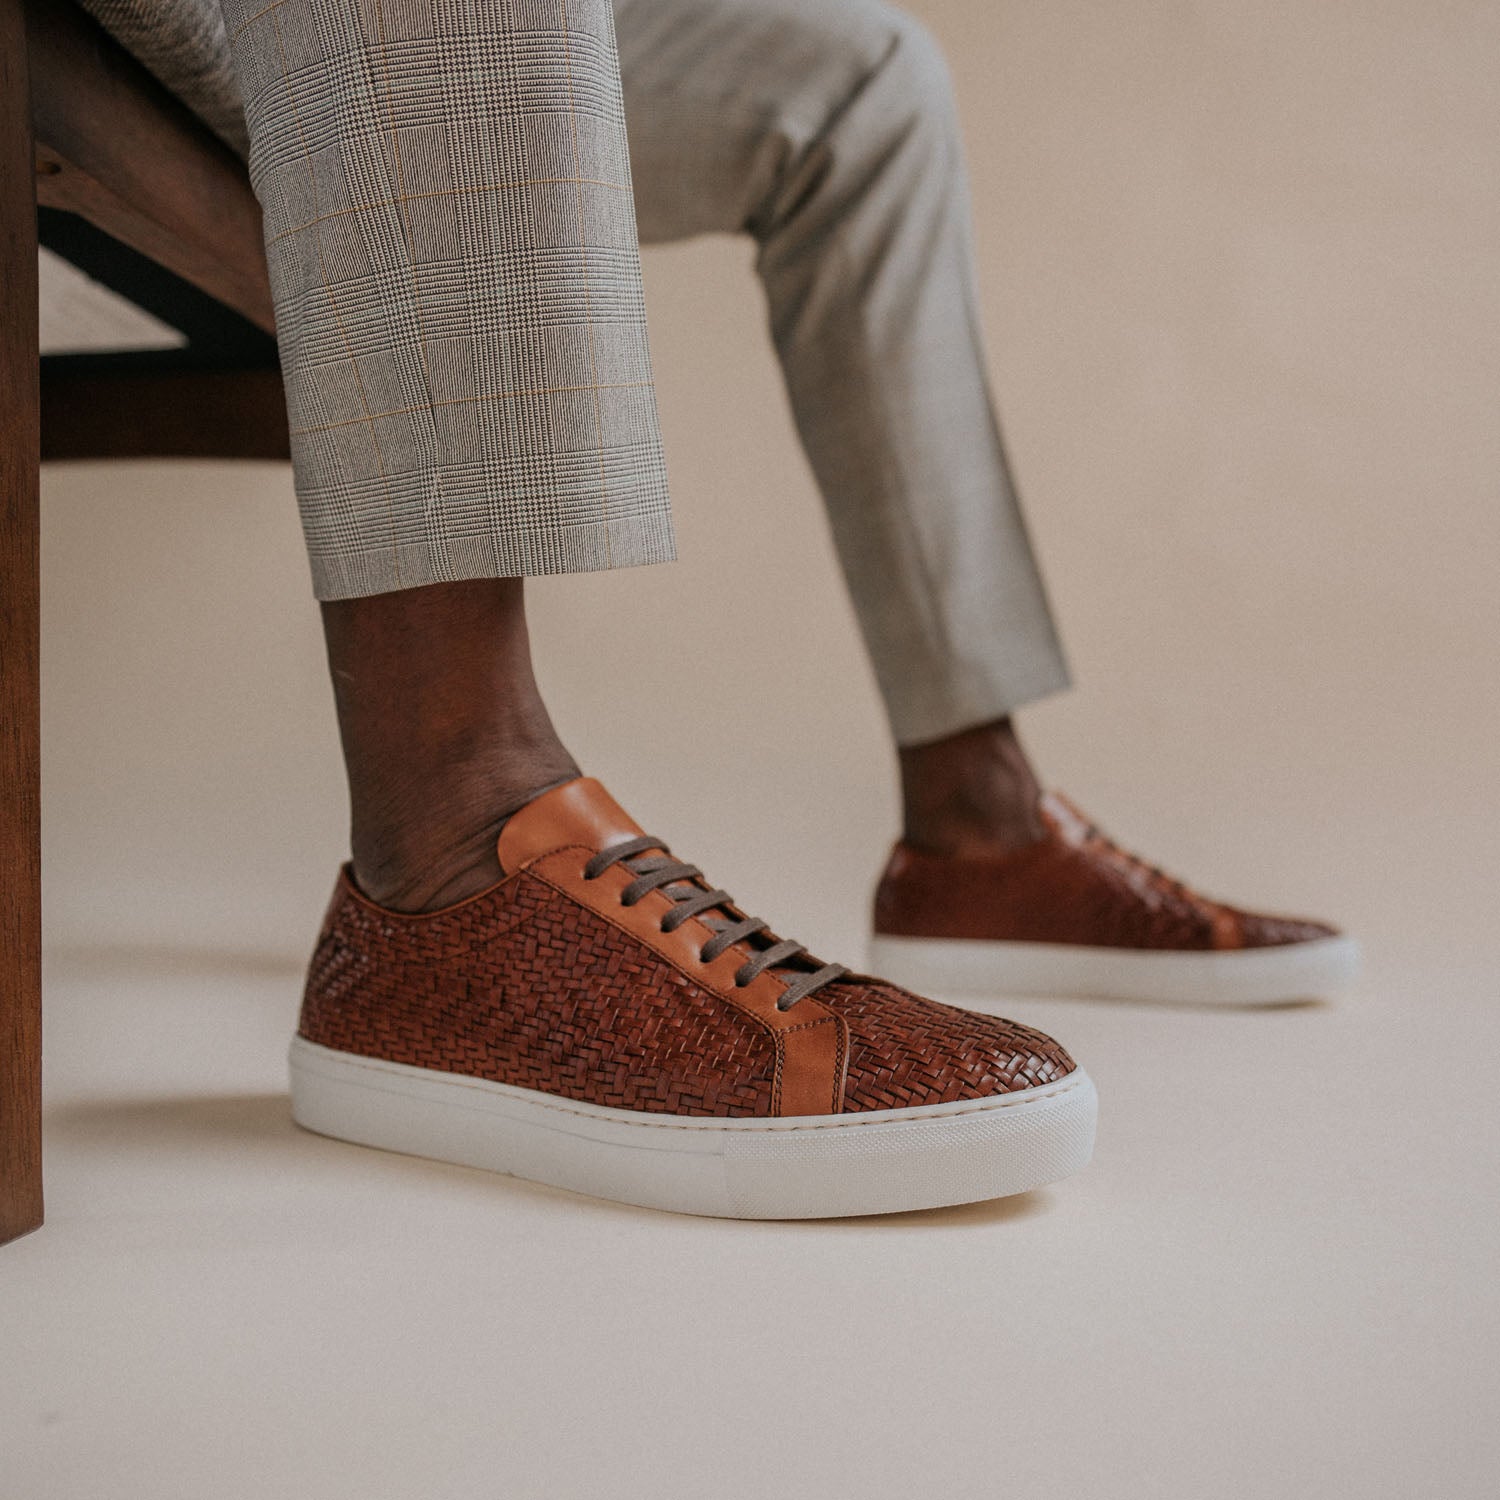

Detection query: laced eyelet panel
(1073, 813), (1200, 906)
(583, 835), (847, 1011)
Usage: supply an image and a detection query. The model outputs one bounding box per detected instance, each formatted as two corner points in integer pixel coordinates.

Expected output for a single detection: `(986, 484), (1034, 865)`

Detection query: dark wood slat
(26, 0), (274, 334)
(41, 367), (291, 462)
(1, 0), (45, 1246)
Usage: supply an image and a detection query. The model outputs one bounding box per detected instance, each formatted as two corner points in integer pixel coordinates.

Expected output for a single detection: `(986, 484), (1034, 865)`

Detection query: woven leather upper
(816, 980), (1073, 1112)
(875, 791), (1339, 952)
(300, 779), (1075, 1119)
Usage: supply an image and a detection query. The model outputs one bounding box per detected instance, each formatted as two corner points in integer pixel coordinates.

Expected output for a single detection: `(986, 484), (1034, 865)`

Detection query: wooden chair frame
(2, 0), (281, 1242)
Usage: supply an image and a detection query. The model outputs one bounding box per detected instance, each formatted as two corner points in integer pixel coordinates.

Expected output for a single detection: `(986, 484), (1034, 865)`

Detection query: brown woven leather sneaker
(871, 792), (1358, 1005)
(290, 778), (1096, 1218)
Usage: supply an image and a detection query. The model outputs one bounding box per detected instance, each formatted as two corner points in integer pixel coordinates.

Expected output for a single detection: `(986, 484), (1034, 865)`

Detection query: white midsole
(289, 1036), (1097, 1219)
(869, 933), (1360, 1006)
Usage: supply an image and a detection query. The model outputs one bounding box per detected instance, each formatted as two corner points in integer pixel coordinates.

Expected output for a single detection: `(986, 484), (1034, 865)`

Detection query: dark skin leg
(321, 578), (578, 912)
(324, 575), (1039, 906)
(898, 716), (1046, 857)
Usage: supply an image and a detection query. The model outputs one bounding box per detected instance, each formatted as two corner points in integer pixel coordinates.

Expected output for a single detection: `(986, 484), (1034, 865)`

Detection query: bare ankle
(898, 717), (1045, 857)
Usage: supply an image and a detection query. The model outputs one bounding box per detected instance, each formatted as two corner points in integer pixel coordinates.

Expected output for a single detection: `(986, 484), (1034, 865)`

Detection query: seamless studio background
(10, 2), (1499, 1497)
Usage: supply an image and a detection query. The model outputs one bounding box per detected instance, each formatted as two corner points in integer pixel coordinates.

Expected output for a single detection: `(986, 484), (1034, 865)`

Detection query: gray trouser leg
(616, 0), (1070, 744)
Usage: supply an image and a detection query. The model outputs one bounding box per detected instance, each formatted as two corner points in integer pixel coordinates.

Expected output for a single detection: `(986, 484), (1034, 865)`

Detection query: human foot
(871, 792), (1358, 1005)
(291, 778), (1097, 1218)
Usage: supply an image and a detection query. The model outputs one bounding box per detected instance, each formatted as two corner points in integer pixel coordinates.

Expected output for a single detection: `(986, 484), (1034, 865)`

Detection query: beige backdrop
(19, 2), (1500, 1496)
(39, 0), (1499, 967)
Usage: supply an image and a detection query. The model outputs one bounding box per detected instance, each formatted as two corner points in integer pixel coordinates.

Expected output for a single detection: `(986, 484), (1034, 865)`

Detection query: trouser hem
(886, 654), (1074, 748)
(307, 511), (678, 601)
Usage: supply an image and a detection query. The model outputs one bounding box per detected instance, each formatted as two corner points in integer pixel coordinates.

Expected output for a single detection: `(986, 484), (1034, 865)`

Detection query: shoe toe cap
(820, 979), (1076, 1114)
(1233, 911), (1341, 948)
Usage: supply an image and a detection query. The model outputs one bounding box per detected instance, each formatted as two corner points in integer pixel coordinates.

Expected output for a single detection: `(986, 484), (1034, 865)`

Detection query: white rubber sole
(289, 1036), (1097, 1219)
(869, 932), (1360, 1007)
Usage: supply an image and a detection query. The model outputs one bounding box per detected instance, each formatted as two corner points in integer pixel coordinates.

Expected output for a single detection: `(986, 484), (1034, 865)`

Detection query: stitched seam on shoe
(831, 1015), (850, 1114)
(774, 1014), (842, 1118)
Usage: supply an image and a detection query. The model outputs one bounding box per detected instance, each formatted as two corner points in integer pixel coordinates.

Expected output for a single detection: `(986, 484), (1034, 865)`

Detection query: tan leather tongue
(496, 777), (646, 873)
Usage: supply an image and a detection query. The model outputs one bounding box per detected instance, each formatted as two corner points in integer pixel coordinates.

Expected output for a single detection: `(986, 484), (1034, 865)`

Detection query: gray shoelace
(583, 835), (847, 1012)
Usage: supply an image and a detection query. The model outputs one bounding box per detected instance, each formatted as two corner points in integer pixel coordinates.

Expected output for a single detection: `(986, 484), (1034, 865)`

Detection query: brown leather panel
(496, 777), (643, 874)
(874, 791), (1339, 953)
(778, 1016), (847, 1116)
(820, 980), (1074, 1112)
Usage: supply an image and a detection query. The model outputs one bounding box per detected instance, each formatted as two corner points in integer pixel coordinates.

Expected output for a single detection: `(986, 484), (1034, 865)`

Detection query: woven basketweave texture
(876, 792), (1339, 951)
(821, 981), (1074, 1112)
(302, 872), (779, 1117)
(301, 867), (1076, 1118)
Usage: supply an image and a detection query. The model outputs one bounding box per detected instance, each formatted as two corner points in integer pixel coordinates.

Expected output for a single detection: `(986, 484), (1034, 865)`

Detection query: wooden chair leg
(1, 0), (44, 1245)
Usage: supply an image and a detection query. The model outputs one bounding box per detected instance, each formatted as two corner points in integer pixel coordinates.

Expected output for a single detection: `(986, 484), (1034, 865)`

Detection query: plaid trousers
(214, 0), (673, 597)
(76, 0), (1070, 743)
